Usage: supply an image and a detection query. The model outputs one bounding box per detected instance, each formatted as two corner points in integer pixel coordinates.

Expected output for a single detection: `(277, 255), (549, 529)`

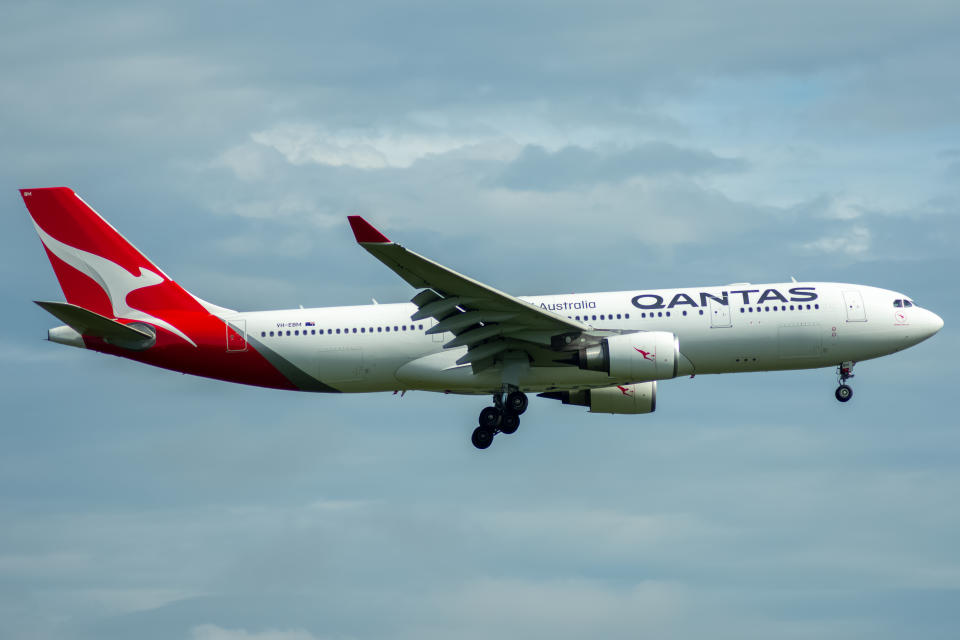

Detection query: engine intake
(578, 331), (679, 381)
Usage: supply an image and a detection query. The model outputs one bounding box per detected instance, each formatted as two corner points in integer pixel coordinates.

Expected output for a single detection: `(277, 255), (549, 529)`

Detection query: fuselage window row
(572, 313), (632, 322)
(257, 303), (826, 338)
(260, 323), (426, 339)
(741, 304), (819, 313)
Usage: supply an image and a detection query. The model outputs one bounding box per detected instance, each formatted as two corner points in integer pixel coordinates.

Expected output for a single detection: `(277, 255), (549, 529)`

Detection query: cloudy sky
(2, 1), (959, 638)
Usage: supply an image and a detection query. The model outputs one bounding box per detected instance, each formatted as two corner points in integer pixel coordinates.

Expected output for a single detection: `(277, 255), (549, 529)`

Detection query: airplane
(20, 187), (944, 449)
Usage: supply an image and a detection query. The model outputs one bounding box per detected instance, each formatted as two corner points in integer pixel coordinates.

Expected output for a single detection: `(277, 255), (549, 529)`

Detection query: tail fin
(20, 187), (222, 346)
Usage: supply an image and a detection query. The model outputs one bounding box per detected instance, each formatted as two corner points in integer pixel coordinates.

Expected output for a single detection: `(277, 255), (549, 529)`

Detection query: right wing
(348, 217), (598, 372)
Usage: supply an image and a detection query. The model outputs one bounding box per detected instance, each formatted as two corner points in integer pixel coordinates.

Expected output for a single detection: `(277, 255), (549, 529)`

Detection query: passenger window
(378, 327), (382, 332)
(286, 330), (291, 336)
(815, 304), (820, 309)
(592, 315), (597, 321)
(269, 331), (274, 337)
(624, 313), (629, 319)
(418, 324), (424, 330)
(361, 327), (365, 333)
(616, 313), (622, 319)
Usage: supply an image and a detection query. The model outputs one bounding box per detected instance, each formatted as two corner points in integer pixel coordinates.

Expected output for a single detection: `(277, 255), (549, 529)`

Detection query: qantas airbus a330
(21, 187), (943, 449)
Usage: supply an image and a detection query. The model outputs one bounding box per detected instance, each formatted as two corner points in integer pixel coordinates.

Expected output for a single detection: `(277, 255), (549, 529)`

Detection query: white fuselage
(231, 282), (942, 394)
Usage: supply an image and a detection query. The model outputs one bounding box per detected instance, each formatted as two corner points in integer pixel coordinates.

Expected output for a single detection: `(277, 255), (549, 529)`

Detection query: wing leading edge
(347, 216), (592, 372)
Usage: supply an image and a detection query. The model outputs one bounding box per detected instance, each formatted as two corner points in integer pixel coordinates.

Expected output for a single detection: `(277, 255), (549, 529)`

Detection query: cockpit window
(904, 300), (914, 308)
(893, 299), (902, 308)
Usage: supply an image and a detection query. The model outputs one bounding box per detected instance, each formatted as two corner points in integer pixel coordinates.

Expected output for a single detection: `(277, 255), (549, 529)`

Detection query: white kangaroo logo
(34, 222), (197, 347)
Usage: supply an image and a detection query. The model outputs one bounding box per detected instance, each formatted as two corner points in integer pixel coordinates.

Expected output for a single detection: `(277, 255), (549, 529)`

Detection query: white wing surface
(348, 216), (591, 372)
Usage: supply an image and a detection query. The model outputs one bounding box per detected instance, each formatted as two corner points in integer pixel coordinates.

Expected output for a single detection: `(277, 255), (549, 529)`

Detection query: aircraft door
(226, 319), (247, 352)
(430, 319), (444, 342)
(708, 297), (732, 328)
(843, 290), (867, 322)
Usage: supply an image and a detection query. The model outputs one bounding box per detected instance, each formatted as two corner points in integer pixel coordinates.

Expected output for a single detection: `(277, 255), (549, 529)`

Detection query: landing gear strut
(471, 388), (527, 449)
(835, 362), (855, 402)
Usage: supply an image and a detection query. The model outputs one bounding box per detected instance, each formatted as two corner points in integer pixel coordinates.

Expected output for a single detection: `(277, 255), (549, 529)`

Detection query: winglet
(347, 216), (391, 244)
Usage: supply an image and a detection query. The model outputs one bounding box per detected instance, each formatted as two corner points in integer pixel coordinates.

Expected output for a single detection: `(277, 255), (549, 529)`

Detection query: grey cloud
(495, 143), (746, 191)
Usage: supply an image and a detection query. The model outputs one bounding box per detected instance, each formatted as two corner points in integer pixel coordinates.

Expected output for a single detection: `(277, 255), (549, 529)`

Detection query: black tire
(499, 411), (520, 435)
(472, 426), (494, 449)
(479, 406), (501, 428)
(835, 384), (853, 402)
(506, 391), (528, 415)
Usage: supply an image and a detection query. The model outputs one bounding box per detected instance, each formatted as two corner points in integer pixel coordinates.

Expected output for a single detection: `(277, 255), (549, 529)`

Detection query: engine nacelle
(578, 331), (679, 381)
(540, 382), (657, 414)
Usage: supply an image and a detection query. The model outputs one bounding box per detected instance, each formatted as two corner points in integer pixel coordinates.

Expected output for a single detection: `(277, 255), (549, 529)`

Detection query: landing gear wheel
(471, 426), (495, 449)
(499, 411), (520, 435)
(835, 384), (853, 402)
(506, 391), (528, 415)
(478, 406), (501, 429)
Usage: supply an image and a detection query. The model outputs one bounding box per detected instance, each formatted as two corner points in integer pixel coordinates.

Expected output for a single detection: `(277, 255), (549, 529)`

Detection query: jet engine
(578, 331), (679, 381)
(539, 382), (657, 414)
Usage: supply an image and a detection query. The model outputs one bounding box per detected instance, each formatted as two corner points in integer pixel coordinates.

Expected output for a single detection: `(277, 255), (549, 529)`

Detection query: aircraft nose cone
(930, 311), (944, 335)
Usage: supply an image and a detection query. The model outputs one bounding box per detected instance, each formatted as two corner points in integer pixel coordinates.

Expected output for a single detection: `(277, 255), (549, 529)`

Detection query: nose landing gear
(471, 388), (528, 449)
(835, 362), (855, 402)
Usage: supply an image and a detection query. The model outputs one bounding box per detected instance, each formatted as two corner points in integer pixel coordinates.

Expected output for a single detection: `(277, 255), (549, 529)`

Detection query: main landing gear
(835, 361), (855, 402)
(471, 389), (528, 450)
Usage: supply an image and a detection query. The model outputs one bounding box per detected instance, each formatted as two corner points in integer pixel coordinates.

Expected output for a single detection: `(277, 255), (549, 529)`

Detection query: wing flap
(443, 324), (504, 348)
(411, 296), (478, 321)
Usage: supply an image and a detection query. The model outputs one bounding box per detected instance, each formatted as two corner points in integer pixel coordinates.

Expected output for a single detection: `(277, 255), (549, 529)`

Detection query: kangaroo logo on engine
(634, 348), (655, 361)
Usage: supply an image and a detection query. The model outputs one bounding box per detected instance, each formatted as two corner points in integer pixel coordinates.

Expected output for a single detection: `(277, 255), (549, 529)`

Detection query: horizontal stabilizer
(35, 301), (156, 350)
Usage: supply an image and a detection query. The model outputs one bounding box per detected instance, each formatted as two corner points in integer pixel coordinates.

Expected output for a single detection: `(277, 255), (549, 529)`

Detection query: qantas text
(631, 287), (818, 310)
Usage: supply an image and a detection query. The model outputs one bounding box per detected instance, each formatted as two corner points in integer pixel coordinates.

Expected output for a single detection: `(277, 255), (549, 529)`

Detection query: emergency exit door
(842, 290), (867, 322)
(708, 297), (732, 328)
(226, 319), (247, 351)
